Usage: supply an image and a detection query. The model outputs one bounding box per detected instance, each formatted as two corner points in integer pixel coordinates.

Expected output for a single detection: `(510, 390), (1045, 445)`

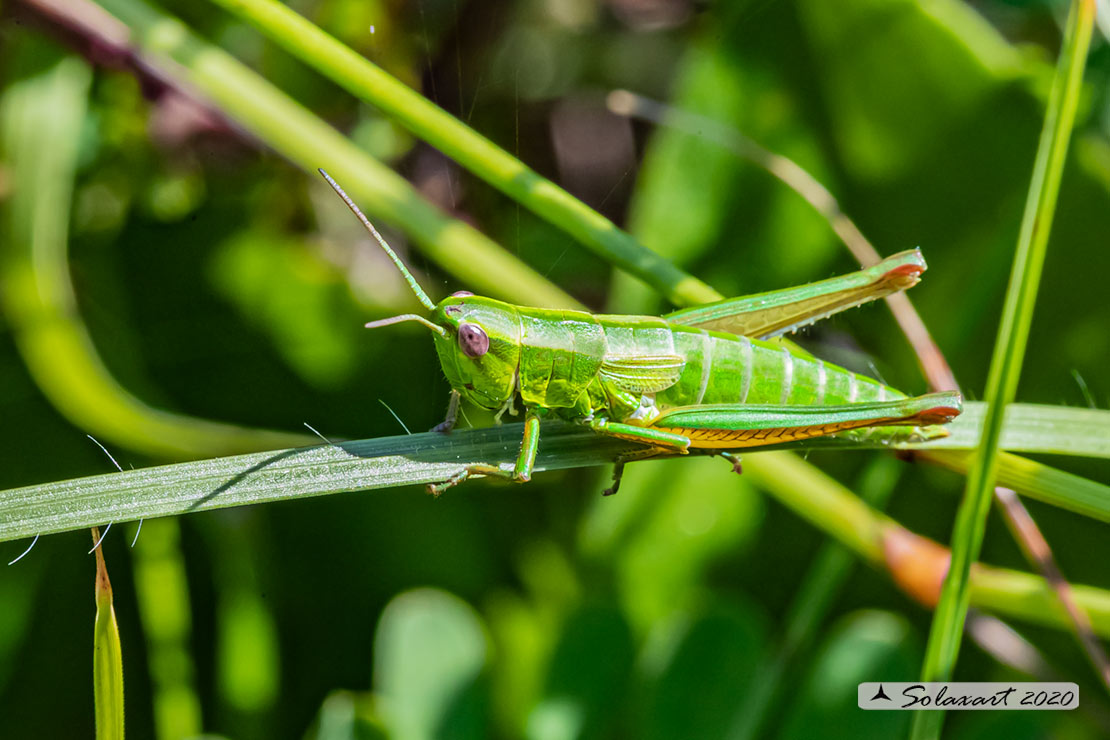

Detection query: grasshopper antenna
(318, 169), (437, 312)
(364, 313), (446, 336)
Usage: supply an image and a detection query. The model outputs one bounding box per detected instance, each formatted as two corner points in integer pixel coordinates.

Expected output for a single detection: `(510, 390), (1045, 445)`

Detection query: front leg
(427, 408), (541, 496)
(430, 390), (462, 434)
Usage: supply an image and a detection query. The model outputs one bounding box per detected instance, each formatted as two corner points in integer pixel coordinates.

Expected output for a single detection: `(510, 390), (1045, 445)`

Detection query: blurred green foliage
(0, 0), (1109, 738)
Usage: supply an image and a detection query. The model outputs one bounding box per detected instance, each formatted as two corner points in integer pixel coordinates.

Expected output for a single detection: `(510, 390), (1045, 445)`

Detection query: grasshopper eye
(458, 323), (489, 358)
(451, 291), (474, 298)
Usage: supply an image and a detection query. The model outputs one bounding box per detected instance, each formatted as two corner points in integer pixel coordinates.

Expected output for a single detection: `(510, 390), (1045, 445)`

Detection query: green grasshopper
(320, 171), (961, 495)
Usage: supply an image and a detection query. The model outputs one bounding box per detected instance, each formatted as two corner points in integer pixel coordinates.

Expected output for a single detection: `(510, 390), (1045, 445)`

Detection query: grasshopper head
(430, 294), (521, 410)
(318, 170), (521, 411)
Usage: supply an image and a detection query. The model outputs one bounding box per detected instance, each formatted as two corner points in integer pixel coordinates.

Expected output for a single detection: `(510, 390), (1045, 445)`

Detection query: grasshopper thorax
(431, 295), (522, 411)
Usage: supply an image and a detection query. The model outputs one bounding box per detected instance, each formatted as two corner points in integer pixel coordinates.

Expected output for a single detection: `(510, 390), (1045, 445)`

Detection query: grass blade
(925, 449), (1110, 525)
(2, 404), (1108, 545)
(791, 401), (1110, 458)
(92, 528), (125, 740)
(926, 402), (1110, 457)
(0, 427), (1105, 642)
(912, 1), (1097, 737)
(0, 423), (636, 543)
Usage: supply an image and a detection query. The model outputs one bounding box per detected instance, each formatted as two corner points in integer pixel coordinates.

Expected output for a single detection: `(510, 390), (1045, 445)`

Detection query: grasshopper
(320, 171), (961, 495)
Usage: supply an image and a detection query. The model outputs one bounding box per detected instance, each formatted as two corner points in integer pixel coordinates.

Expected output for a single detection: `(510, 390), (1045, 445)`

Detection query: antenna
(318, 169), (436, 312)
(364, 314), (446, 337)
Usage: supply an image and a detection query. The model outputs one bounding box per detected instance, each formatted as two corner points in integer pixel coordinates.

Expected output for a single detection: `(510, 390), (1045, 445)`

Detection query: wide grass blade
(912, 1), (1097, 737)
(0, 423), (635, 543)
(911, 402), (1110, 457)
(2, 419), (1109, 642)
(2, 402), (1108, 544)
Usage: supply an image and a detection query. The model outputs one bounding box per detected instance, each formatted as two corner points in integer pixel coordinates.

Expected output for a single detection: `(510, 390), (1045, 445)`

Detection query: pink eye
(451, 291), (474, 298)
(457, 323), (489, 357)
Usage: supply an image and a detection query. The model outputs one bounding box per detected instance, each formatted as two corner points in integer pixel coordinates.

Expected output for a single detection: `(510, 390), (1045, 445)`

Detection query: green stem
(728, 456), (904, 740)
(0, 55), (309, 458)
(912, 1), (1096, 737)
(205, 0), (721, 307)
(94, 0), (579, 311)
(130, 519), (203, 739)
(971, 565), (1110, 637)
(742, 451), (1110, 638)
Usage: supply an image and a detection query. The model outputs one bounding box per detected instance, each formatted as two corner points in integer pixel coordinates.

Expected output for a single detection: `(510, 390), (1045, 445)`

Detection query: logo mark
(870, 684), (892, 702)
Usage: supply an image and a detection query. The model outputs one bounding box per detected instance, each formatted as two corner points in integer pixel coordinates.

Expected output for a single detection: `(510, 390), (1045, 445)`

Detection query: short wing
(598, 354), (686, 394)
(664, 249), (926, 339)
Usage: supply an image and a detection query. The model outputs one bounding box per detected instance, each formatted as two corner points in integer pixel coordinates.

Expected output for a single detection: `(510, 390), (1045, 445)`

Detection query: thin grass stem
(203, 0), (723, 307)
(911, 2), (1097, 736)
(86, 0), (580, 311)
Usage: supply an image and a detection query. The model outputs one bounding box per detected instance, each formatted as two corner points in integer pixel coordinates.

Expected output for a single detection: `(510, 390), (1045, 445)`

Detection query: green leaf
(798, 0), (1029, 180)
(637, 599), (768, 740)
(307, 691), (387, 740)
(526, 606), (634, 740)
(579, 456), (764, 631)
(776, 611), (918, 740)
(373, 589), (489, 740)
